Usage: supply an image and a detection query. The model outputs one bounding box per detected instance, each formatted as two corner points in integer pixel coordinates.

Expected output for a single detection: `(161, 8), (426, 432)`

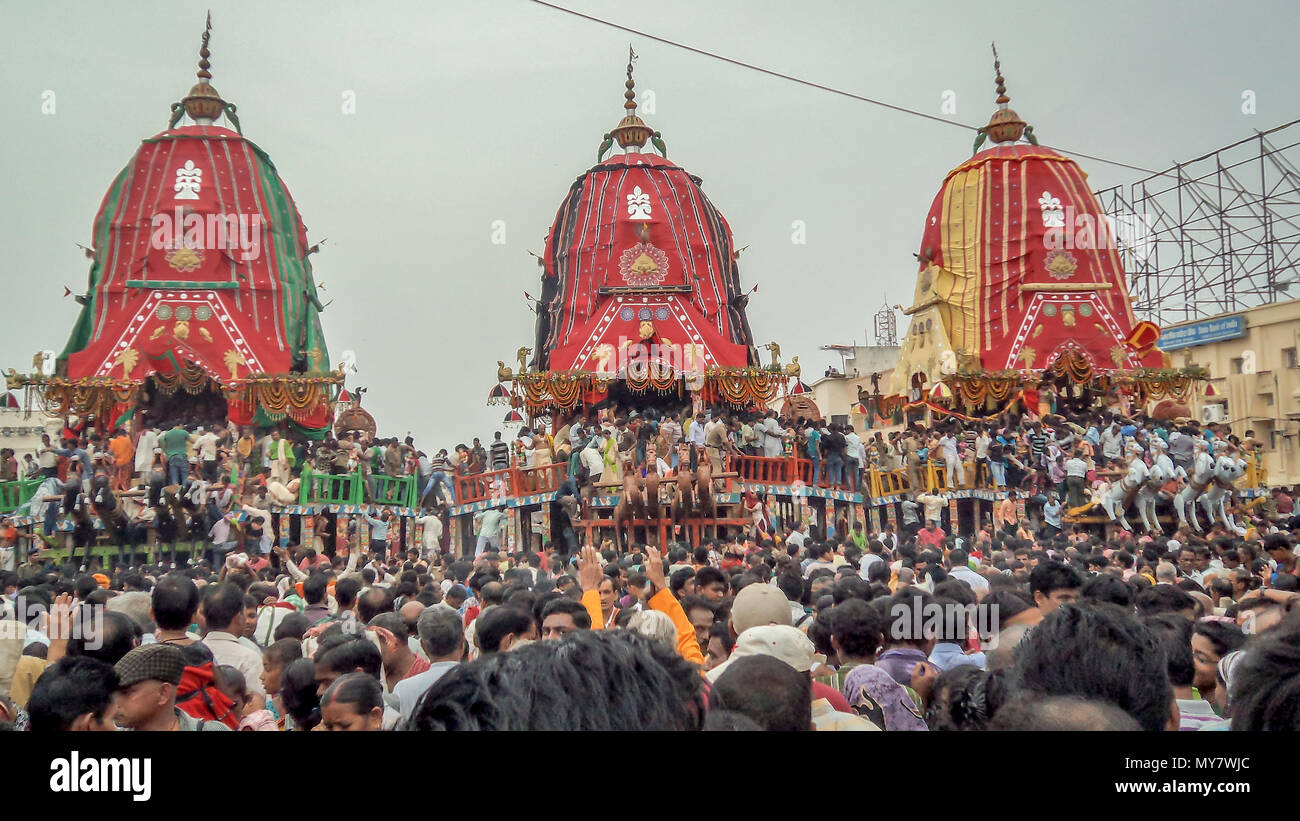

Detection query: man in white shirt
(760, 411), (785, 459)
(417, 512), (444, 561)
(201, 582), (266, 696)
(194, 426), (219, 482)
(687, 414), (708, 449)
(395, 605), (465, 724)
(1100, 422), (1124, 462)
(946, 547), (989, 596)
(937, 431), (965, 486)
(915, 492), (946, 527)
(844, 426), (864, 492)
(1064, 449), (1089, 508)
(785, 523), (809, 550)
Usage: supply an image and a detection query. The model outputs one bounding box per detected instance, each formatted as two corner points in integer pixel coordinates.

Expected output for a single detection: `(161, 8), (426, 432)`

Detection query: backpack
(176, 662), (240, 730)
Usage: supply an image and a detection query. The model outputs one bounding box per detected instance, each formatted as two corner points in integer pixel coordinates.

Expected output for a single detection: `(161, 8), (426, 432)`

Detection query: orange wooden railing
(453, 462), (569, 505)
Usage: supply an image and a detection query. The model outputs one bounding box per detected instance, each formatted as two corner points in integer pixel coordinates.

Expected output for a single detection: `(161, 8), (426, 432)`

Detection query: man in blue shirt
(805, 423), (822, 486)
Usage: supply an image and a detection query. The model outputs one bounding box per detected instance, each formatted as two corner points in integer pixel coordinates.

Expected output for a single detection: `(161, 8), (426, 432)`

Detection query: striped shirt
(489, 440), (510, 470)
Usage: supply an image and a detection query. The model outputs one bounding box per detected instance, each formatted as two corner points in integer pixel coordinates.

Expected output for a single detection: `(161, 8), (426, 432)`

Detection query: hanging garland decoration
(546, 373), (585, 409)
(625, 363), (679, 393)
(509, 366), (783, 411)
(152, 365), (214, 396)
(1046, 350), (1094, 384)
(7, 371), (340, 427)
(953, 372), (1018, 407)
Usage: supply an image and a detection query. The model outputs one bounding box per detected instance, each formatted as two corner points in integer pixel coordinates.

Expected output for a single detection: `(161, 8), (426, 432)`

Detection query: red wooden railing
(731, 454), (792, 483)
(727, 454), (845, 489)
(454, 462), (569, 505)
(454, 455), (870, 505)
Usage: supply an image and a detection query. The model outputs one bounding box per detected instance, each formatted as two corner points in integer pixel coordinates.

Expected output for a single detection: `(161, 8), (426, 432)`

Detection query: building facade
(1161, 297), (1300, 487)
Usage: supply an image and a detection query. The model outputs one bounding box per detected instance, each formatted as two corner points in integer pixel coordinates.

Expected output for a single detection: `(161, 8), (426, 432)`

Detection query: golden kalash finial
(598, 46), (667, 161)
(171, 12), (242, 132)
(973, 43), (1034, 153)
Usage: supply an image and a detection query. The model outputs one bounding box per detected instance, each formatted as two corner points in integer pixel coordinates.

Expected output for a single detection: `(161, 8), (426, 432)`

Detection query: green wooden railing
(298, 470), (417, 507)
(298, 469), (363, 505)
(0, 478), (44, 514)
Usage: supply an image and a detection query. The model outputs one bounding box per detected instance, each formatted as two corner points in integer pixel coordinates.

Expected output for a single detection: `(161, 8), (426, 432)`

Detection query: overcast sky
(3, 0), (1298, 447)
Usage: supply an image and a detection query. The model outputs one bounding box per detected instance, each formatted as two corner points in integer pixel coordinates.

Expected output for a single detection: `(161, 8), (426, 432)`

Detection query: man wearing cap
(710, 584), (854, 712)
(113, 643), (230, 731)
(708, 624), (879, 731)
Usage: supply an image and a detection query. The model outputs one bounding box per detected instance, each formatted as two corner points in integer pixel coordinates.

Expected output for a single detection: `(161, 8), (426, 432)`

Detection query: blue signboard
(1157, 315), (1246, 351)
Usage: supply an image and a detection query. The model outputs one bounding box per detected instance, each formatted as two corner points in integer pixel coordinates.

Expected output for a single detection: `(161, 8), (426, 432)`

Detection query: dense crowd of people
(2, 489), (1300, 731)
(1, 400), (1297, 733)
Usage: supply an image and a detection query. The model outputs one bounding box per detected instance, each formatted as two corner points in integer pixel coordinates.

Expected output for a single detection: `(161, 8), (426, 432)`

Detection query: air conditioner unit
(1201, 404), (1226, 424)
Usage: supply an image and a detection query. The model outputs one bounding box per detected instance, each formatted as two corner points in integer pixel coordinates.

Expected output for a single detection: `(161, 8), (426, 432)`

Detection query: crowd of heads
(3, 491), (1299, 732)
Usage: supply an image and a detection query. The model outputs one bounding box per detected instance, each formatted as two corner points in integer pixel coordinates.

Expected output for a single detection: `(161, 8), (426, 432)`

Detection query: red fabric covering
(64, 125), (318, 384)
(535, 152), (754, 372)
(916, 145), (1163, 373)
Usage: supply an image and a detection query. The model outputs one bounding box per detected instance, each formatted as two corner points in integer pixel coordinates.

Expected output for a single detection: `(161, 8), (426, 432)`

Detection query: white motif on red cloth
(174, 160), (202, 200)
(626, 186), (652, 219)
(1038, 191), (1064, 228)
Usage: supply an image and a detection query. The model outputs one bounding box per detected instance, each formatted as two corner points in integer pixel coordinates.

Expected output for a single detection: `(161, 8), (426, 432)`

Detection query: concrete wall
(0, 408), (61, 463)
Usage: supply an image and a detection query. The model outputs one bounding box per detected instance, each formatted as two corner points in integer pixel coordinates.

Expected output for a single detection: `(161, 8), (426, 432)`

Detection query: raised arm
(577, 544), (605, 630)
(643, 546), (704, 666)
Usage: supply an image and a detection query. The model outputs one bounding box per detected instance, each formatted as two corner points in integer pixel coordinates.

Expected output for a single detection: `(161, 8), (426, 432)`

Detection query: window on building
(1232, 357), (1245, 374)
(1264, 393), (1275, 406)
(1286, 347), (1299, 369)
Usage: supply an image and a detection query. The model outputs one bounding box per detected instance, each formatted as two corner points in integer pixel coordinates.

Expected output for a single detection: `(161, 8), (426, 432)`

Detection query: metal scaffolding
(1094, 120), (1300, 326)
(873, 298), (898, 346)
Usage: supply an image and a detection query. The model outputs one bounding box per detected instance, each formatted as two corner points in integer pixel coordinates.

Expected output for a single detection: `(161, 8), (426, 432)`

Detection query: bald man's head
(985, 623), (1034, 672)
(400, 600), (426, 637)
(989, 695), (1143, 731)
(358, 587), (393, 623)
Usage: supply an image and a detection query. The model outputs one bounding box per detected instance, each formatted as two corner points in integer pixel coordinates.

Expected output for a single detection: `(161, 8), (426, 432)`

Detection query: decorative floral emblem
(618, 241), (669, 287)
(174, 160), (202, 200)
(1042, 304), (1057, 317)
(1044, 249), (1078, 280)
(165, 246), (203, 272)
(626, 186), (652, 219)
(1078, 304), (1093, 317)
(194, 305), (212, 321)
(1038, 191), (1064, 228)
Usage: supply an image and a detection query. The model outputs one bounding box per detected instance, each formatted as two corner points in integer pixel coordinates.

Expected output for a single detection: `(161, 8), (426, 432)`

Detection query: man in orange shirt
(108, 428), (135, 492)
(997, 490), (1019, 534)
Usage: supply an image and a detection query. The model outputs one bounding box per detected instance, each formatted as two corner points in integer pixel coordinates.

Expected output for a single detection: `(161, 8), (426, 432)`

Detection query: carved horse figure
(613, 455), (646, 549)
(1199, 449), (1248, 537)
(1174, 441), (1216, 532)
(1135, 440), (1182, 533)
(1100, 445), (1148, 531)
(670, 443), (717, 541)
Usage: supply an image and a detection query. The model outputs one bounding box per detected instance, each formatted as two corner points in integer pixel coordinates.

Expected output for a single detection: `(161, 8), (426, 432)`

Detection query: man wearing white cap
(708, 624), (880, 731)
